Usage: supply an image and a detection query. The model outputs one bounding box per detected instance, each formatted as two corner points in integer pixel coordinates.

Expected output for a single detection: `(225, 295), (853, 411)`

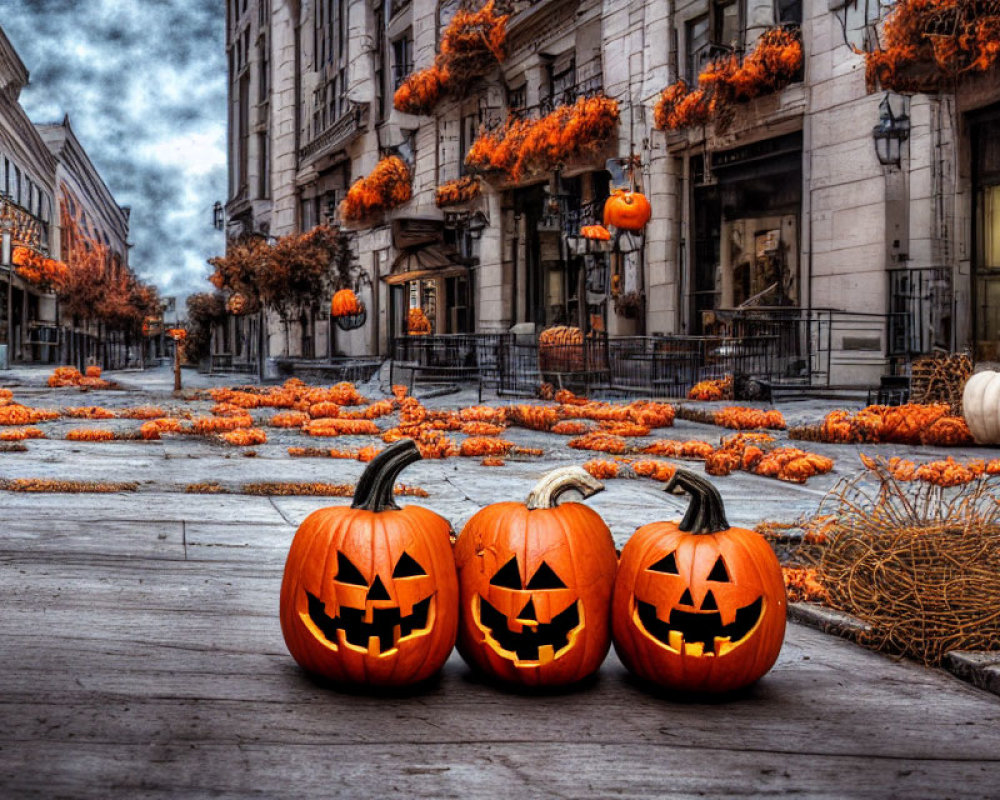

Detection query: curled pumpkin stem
(525, 466), (604, 510)
(351, 438), (422, 512)
(664, 468), (731, 534)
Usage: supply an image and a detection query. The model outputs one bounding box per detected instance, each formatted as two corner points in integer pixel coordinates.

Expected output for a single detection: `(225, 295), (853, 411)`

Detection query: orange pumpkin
(454, 466), (618, 686)
(279, 439), (458, 686)
(612, 468), (786, 693)
(603, 190), (652, 231)
(331, 289), (362, 317)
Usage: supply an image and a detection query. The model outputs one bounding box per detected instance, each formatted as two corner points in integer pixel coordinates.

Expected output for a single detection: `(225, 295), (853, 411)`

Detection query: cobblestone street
(1, 365), (999, 797)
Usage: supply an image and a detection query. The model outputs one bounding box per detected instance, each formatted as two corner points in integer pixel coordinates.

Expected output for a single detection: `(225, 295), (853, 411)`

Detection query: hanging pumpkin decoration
(603, 189), (651, 232)
(612, 468), (786, 693)
(454, 466), (618, 687)
(279, 439), (459, 686)
(331, 289), (362, 317)
(962, 370), (1000, 444)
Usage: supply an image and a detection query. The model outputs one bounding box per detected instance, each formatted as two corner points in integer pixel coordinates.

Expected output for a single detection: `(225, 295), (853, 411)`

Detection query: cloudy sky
(1, 0), (227, 305)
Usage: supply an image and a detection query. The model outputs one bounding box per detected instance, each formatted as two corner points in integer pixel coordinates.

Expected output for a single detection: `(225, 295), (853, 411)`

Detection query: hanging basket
(334, 305), (367, 331)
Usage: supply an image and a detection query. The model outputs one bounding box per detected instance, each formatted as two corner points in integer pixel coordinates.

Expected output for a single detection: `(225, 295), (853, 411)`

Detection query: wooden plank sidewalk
(2, 491), (1000, 798)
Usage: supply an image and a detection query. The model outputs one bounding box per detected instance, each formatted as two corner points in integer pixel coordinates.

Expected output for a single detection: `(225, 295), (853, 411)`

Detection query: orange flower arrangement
(393, 2), (507, 116)
(713, 406), (786, 430)
(688, 375), (733, 401)
(140, 418), (184, 439)
(507, 404), (559, 431)
(797, 403), (973, 446)
(435, 175), (482, 207)
(654, 27), (802, 131)
(63, 406), (116, 419)
(12, 246), (69, 292)
(220, 428), (268, 446)
(783, 567), (829, 604)
(65, 428), (117, 442)
(0, 404), (59, 425)
(304, 418), (380, 437)
(394, 65), (449, 115)
(191, 415), (253, 434)
(47, 366), (111, 389)
(460, 421), (506, 436)
(270, 411), (311, 428)
(641, 439), (715, 460)
(583, 459), (621, 480)
(0, 427), (45, 441)
(339, 156), (412, 223)
(568, 431), (628, 455)
(550, 420), (591, 436)
(865, 1), (1000, 92)
(458, 406), (507, 426)
(460, 436), (513, 457)
(865, 454), (1000, 488)
(118, 406), (166, 419)
(407, 307), (432, 335)
(465, 96), (620, 182)
(653, 80), (712, 131)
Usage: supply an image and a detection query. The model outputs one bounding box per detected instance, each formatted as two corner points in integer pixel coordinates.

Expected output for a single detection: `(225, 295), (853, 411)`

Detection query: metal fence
(390, 307), (896, 399)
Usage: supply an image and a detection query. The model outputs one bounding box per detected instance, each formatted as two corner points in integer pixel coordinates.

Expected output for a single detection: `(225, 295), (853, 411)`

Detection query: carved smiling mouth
(473, 595), (584, 665)
(633, 596), (764, 656)
(303, 591), (433, 654)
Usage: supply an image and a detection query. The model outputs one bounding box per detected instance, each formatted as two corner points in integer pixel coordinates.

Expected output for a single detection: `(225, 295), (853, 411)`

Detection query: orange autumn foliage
(340, 156), (412, 222)
(465, 96), (619, 182)
(435, 175), (482, 207)
(0, 405), (59, 425)
(583, 459), (621, 480)
(459, 436), (513, 457)
(304, 418), (381, 437)
(713, 406), (786, 430)
(688, 375), (733, 401)
(220, 428), (268, 446)
(65, 428), (117, 442)
(0, 427), (45, 441)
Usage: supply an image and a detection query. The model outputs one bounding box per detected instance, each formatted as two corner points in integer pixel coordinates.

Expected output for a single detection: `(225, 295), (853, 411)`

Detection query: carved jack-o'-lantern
(455, 467), (618, 687)
(279, 439), (458, 686)
(612, 469), (786, 693)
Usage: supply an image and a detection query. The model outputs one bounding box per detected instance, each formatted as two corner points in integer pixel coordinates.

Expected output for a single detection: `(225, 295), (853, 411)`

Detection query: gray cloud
(1, 0), (227, 303)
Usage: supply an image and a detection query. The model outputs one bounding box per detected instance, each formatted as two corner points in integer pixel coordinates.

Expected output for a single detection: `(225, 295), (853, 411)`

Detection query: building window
(257, 132), (269, 199)
(686, 16), (710, 84)
(507, 83), (526, 117)
(257, 35), (269, 102)
(776, 0), (801, 25)
(392, 34), (413, 90)
(713, 0), (742, 50)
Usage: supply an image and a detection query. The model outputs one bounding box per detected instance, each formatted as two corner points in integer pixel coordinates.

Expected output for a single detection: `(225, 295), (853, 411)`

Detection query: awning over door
(383, 243), (470, 285)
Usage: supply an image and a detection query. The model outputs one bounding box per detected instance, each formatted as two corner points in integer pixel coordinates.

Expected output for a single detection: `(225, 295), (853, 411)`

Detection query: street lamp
(873, 93), (909, 168)
(1, 215), (12, 370)
(212, 201), (225, 231)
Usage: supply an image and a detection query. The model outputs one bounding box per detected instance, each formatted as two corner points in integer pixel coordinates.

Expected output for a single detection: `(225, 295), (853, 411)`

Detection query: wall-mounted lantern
(872, 93), (910, 168)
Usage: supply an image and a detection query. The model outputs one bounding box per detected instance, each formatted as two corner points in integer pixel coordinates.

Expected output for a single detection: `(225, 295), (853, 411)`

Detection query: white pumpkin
(962, 370), (1000, 444)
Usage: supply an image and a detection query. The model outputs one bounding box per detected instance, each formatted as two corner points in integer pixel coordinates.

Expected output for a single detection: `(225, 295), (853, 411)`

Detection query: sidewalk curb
(789, 602), (1000, 699)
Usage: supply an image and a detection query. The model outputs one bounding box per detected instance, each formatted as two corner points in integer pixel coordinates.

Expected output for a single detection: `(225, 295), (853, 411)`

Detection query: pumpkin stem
(351, 438), (422, 512)
(525, 466), (604, 510)
(663, 468), (730, 534)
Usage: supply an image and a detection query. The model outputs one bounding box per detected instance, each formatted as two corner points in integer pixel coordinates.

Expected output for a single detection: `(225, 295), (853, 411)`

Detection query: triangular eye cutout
(648, 552), (679, 575)
(526, 561), (566, 590)
(335, 552), (368, 585)
(701, 589), (719, 611)
(489, 556), (522, 589)
(707, 556), (730, 582)
(679, 588), (695, 606)
(392, 552), (426, 578)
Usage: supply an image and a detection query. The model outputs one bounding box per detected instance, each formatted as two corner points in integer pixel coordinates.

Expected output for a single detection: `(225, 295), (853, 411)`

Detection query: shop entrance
(972, 108), (1000, 360)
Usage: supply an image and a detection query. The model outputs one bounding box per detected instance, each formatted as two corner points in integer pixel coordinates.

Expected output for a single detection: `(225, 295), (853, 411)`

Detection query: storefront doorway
(972, 107), (1000, 361)
(690, 133), (802, 334)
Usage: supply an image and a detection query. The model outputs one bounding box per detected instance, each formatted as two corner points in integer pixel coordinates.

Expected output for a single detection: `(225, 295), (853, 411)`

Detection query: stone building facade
(37, 117), (135, 369)
(0, 26), (58, 367)
(226, 0), (1000, 382)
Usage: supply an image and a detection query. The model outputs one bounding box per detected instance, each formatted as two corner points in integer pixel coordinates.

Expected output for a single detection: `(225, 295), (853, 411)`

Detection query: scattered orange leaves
(220, 428), (268, 446)
(687, 375), (733, 401)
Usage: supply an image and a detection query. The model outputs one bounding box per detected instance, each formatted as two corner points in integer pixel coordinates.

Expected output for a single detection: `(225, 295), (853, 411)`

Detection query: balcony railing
(299, 105), (363, 161)
(539, 74), (604, 116)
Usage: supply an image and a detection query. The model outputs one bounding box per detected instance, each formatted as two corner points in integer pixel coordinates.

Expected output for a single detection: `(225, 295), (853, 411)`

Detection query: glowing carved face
(473, 555), (585, 666)
(302, 550), (436, 656)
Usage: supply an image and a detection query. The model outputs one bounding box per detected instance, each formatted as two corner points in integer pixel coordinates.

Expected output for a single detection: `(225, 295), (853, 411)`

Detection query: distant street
(1, 365), (999, 798)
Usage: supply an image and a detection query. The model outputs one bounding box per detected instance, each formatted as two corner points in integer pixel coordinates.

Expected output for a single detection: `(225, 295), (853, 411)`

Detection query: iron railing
(388, 308), (897, 399)
(887, 266), (953, 356)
